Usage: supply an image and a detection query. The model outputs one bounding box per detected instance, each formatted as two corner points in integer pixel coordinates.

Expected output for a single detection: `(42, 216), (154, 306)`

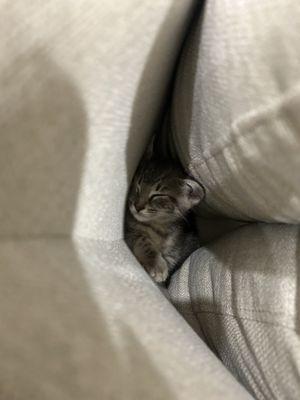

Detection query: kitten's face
(128, 161), (204, 223)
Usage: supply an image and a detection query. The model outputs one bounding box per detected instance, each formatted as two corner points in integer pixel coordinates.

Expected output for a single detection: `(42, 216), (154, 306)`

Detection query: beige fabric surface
(172, 0), (300, 222)
(0, 1), (253, 399)
(169, 223), (300, 400)
(0, 237), (253, 400)
(0, 0), (194, 240)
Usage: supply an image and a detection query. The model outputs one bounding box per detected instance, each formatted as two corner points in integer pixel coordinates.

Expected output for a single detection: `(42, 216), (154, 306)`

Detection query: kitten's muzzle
(130, 203), (140, 216)
(130, 203), (151, 222)
(133, 201), (145, 212)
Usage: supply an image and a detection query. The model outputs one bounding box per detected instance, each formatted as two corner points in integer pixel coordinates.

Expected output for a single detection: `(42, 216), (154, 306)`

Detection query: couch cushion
(171, 0), (300, 222)
(0, 237), (253, 400)
(0, 0), (195, 240)
(169, 223), (300, 400)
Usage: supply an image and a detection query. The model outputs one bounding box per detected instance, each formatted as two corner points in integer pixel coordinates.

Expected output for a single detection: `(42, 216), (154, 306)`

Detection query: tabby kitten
(125, 153), (204, 283)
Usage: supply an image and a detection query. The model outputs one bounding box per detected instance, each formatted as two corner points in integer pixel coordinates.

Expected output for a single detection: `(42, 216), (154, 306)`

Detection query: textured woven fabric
(169, 223), (300, 400)
(171, 0), (300, 222)
(168, 2), (300, 397)
(0, 0), (194, 240)
(0, 237), (253, 400)
(0, 1), (254, 399)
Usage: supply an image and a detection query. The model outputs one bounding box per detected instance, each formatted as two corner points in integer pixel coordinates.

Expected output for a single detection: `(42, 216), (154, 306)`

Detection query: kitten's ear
(182, 179), (205, 208)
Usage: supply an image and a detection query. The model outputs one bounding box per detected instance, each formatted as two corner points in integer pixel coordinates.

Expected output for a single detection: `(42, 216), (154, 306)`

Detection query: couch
(0, 1), (298, 399)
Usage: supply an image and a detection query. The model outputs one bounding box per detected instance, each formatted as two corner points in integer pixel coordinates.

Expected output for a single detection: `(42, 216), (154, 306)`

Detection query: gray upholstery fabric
(0, 237), (253, 400)
(0, 0), (195, 240)
(169, 3), (300, 396)
(169, 223), (300, 400)
(171, 0), (300, 223)
(0, 1), (253, 399)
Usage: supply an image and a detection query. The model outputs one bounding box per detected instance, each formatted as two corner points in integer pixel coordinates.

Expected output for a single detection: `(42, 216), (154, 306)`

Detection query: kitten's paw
(147, 257), (169, 283)
(149, 268), (168, 283)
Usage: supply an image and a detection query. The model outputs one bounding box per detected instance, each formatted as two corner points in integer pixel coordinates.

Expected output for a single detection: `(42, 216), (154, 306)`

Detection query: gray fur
(125, 155), (204, 283)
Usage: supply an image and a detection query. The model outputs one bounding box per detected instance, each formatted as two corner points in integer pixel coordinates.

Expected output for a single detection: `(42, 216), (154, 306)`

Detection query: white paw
(148, 258), (169, 283)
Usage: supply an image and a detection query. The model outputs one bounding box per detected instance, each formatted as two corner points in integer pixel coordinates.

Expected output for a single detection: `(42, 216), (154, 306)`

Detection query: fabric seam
(189, 84), (300, 168)
(196, 305), (294, 316)
(194, 309), (297, 332)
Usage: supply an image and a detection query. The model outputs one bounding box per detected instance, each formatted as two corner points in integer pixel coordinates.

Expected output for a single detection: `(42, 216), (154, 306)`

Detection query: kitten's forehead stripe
(137, 175), (143, 185)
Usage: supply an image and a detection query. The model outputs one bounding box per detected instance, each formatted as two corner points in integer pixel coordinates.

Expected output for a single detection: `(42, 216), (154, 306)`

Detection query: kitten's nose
(135, 202), (144, 212)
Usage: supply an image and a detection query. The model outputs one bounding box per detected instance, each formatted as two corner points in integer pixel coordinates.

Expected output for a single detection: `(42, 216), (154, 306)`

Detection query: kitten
(125, 152), (204, 283)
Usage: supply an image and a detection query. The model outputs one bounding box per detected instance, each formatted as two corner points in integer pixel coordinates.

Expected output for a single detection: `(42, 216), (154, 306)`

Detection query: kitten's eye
(150, 194), (175, 211)
(150, 194), (163, 201)
(149, 194), (169, 202)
